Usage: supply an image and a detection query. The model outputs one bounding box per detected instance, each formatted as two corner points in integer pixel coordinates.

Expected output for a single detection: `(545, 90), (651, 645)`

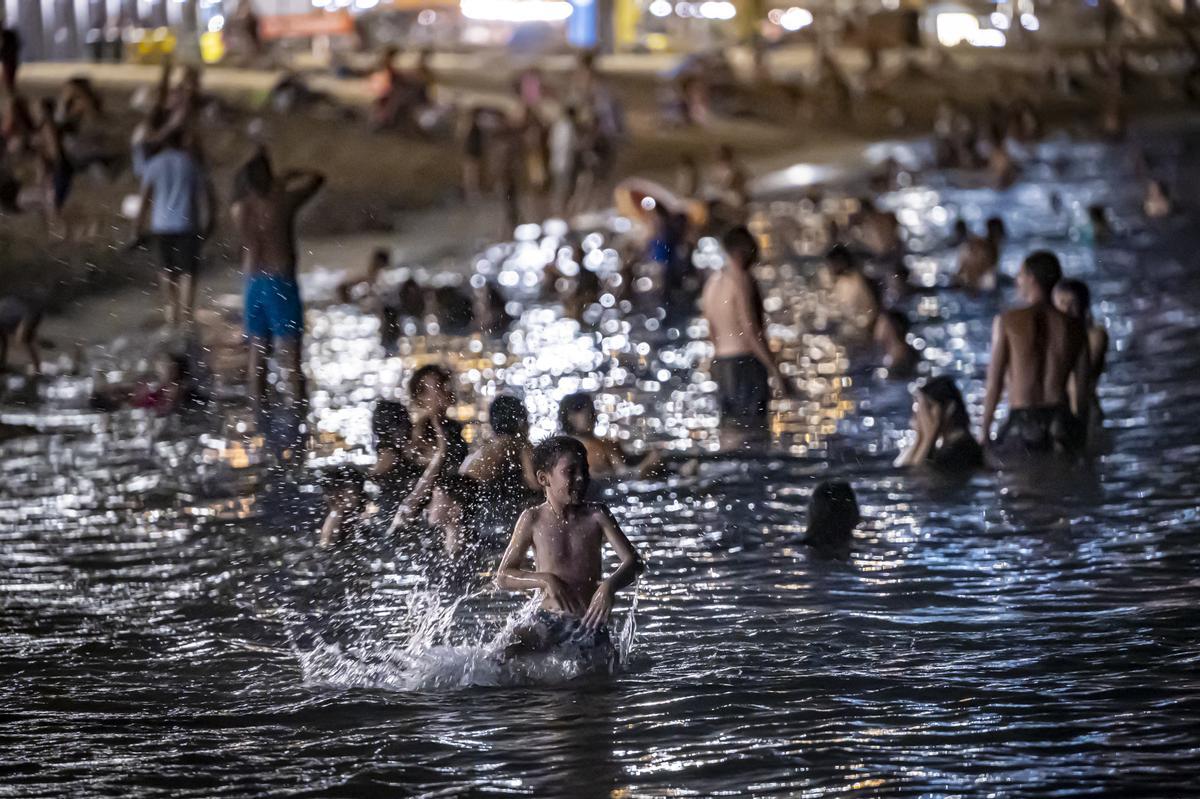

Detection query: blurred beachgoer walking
(549, 106), (580, 217)
(231, 149), (324, 413)
(0, 23), (20, 94)
(134, 127), (215, 328)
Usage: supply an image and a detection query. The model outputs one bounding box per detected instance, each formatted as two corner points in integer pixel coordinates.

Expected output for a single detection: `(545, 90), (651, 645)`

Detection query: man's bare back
(233, 172), (324, 278)
(994, 304), (1086, 409)
(701, 268), (764, 358)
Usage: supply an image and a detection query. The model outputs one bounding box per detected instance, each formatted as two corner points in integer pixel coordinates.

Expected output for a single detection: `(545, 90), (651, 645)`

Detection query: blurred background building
(1, 0), (1193, 64)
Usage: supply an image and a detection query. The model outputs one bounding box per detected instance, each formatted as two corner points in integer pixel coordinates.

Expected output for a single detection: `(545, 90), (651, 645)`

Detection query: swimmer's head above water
(558, 392), (597, 438)
(804, 480), (860, 558)
(533, 435), (590, 507)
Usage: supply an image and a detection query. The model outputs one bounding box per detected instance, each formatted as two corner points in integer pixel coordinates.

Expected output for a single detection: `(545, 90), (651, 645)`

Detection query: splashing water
(296, 583), (642, 691)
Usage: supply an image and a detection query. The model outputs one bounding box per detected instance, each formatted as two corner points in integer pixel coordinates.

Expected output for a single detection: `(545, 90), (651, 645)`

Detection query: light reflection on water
(2, 123), (1200, 796)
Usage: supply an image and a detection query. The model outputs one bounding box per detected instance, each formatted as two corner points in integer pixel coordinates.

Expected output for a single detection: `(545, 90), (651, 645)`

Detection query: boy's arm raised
(582, 507), (645, 631)
(495, 511), (582, 614)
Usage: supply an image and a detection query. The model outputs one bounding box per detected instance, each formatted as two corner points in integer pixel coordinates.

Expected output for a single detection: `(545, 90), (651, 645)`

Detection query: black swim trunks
(996, 405), (1085, 455)
(154, 233), (203, 278)
(504, 609), (612, 658)
(712, 355), (770, 430)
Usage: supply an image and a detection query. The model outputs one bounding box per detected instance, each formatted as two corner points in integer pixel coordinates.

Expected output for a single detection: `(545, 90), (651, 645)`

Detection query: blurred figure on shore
(676, 154), (701, 199)
(0, 23), (20, 94)
(549, 106), (580, 216)
(231, 149), (325, 413)
(461, 108), (487, 202)
(34, 98), (71, 232)
(894, 376), (983, 471)
(707, 144), (748, 212)
(134, 126), (215, 328)
(0, 295), (41, 376)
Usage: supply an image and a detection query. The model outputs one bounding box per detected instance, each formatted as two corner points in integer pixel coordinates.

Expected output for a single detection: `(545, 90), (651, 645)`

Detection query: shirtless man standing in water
(231, 150), (324, 411)
(700, 226), (793, 444)
(496, 436), (643, 658)
(980, 250), (1091, 454)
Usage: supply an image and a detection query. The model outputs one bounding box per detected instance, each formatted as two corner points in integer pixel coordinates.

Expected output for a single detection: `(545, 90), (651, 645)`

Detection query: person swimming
(558, 391), (663, 479)
(496, 436), (644, 660)
(801, 480), (860, 560)
(407, 364), (468, 473)
(461, 394), (540, 509)
(894, 376), (984, 471)
(825, 243), (881, 334)
(318, 465), (371, 548)
(873, 309), (919, 378)
(955, 217), (1005, 292)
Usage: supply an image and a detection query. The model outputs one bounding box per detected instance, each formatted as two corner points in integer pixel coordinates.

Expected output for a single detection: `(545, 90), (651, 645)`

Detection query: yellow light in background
(200, 31), (225, 64)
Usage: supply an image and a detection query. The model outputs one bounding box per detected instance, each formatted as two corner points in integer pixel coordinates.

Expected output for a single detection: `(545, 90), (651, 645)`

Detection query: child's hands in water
(542, 575), (584, 616)
(582, 584), (614, 631)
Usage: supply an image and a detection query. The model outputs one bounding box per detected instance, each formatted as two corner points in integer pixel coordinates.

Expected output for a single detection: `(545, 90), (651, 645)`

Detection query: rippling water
(3, 120), (1200, 797)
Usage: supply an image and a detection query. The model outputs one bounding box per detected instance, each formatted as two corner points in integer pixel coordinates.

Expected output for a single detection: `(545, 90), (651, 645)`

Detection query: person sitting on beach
(801, 480), (860, 560)
(955, 217), (1005, 292)
(0, 295), (42, 376)
(980, 251), (1091, 454)
(496, 435), (644, 659)
(318, 465), (372, 548)
(894, 376), (984, 471)
(558, 391), (664, 479)
(825, 243), (881, 334)
(231, 149), (324, 414)
(89, 352), (204, 415)
(1143, 179), (1171, 219)
(700, 226), (794, 444)
(1052, 278), (1108, 431)
(462, 395), (540, 506)
(407, 364), (468, 473)
(873, 309), (919, 378)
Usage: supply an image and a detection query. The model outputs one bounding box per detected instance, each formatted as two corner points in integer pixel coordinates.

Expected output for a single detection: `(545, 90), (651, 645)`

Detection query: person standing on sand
(134, 127), (215, 329)
(231, 149), (324, 413)
(700, 226), (794, 444)
(980, 250), (1091, 455)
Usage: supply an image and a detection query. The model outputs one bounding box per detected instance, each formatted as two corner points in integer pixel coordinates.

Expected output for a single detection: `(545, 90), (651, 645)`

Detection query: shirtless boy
(496, 436), (643, 656)
(700, 226), (793, 441)
(980, 250), (1091, 454)
(231, 149), (324, 411)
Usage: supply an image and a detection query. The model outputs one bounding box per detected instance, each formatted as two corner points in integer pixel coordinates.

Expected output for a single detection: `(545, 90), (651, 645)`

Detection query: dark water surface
(3, 121), (1200, 797)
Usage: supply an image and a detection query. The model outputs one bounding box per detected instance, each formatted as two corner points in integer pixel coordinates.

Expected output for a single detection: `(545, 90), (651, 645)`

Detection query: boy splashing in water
(496, 436), (643, 660)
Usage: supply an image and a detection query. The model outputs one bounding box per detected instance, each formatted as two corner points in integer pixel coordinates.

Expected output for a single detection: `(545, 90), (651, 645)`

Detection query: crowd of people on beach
(0, 40), (1187, 666)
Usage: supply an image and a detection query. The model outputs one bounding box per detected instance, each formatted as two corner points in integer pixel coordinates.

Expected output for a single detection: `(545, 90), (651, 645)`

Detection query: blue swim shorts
(244, 274), (304, 340)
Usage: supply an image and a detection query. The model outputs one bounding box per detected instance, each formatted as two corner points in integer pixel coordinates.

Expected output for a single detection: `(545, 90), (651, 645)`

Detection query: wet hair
(372, 400), (412, 451)
(952, 219), (969, 239)
(918, 375), (971, 432)
(985, 216), (1006, 241)
(532, 435), (588, 476)
(489, 395), (527, 437)
(722, 225), (759, 266)
(318, 465), (366, 498)
(161, 126), (186, 150)
(1053, 278), (1092, 320)
(826, 243), (858, 275)
(1021, 250), (1062, 296)
(408, 364), (453, 400)
(237, 150), (274, 198)
(806, 480), (861, 541)
(557, 392), (596, 436)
